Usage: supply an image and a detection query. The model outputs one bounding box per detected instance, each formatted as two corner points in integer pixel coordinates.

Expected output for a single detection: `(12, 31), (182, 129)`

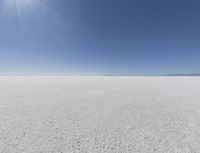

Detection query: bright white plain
(0, 76), (200, 153)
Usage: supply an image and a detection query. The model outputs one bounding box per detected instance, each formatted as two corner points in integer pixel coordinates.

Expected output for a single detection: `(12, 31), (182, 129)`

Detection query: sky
(0, 0), (200, 75)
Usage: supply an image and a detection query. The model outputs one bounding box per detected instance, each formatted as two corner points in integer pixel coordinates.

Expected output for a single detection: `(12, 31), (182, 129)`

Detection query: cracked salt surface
(0, 76), (200, 152)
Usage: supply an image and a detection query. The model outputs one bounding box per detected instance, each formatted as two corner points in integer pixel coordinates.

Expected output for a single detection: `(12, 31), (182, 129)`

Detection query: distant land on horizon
(104, 73), (200, 76)
(165, 73), (200, 76)
(0, 73), (200, 76)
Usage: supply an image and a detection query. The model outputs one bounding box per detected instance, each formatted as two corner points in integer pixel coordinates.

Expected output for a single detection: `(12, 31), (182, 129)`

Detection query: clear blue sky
(0, 0), (200, 75)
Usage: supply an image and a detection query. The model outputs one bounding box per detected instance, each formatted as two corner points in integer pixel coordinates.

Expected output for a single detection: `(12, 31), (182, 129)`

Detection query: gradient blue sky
(0, 0), (200, 75)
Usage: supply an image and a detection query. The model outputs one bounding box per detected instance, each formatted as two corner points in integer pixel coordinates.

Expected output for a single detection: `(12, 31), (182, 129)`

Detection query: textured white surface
(0, 76), (200, 153)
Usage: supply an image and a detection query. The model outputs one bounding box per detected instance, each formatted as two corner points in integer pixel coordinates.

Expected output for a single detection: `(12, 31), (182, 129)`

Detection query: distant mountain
(166, 73), (200, 76)
(104, 73), (200, 76)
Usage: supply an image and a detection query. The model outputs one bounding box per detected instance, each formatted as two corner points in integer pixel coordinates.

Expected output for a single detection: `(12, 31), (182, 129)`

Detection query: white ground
(0, 76), (200, 153)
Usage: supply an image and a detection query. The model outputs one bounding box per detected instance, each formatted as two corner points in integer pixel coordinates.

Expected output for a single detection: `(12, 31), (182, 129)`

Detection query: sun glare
(3, 0), (34, 10)
(1, 0), (38, 29)
(1, 0), (62, 31)
(15, 0), (33, 6)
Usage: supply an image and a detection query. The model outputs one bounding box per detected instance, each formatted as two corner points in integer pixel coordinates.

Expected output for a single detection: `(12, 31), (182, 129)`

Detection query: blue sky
(0, 0), (200, 75)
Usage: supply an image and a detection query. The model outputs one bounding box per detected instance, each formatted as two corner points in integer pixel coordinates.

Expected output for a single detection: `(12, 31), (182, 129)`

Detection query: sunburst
(5, 0), (33, 7)
(0, 0), (63, 31)
(0, 0), (38, 29)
